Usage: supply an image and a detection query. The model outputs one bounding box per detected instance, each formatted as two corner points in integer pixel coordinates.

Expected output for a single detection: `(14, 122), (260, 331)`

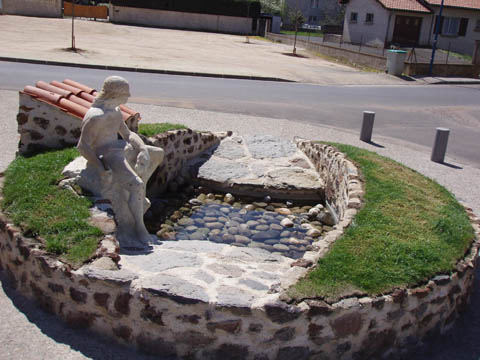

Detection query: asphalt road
(1, 61), (479, 167)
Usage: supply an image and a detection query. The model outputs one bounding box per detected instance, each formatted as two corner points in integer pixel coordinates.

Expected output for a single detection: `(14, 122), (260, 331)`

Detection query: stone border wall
(0, 198), (478, 360)
(295, 140), (362, 223)
(147, 129), (231, 196)
(17, 93), (140, 155)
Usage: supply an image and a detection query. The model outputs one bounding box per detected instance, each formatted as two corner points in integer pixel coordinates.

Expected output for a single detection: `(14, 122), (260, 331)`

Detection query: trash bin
(386, 50), (407, 76)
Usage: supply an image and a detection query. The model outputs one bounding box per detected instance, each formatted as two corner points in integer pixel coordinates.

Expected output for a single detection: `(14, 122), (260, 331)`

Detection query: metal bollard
(360, 111), (375, 142)
(431, 127), (450, 163)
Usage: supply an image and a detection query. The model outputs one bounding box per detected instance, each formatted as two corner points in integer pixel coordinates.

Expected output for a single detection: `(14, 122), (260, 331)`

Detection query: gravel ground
(1, 89), (479, 359)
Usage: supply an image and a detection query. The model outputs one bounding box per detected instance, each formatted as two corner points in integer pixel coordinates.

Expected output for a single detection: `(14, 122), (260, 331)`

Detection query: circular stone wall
(1, 133), (479, 360)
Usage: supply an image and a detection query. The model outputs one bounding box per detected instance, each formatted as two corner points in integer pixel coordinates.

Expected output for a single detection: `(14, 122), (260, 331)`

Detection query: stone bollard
(360, 111), (375, 142)
(431, 127), (450, 163)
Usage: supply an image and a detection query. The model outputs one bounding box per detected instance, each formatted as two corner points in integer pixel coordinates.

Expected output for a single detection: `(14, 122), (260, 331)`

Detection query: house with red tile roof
(422, 0), (480, 55)
(342, 0), (480, 55)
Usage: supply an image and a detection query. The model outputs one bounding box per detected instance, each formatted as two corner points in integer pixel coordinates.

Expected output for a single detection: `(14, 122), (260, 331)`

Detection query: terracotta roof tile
(424, 0), (480, 10)
(377, 0), (432, 12)
(22, 79), (141, 124)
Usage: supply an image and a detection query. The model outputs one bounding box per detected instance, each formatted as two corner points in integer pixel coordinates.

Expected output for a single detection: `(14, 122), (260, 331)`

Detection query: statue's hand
(135, 149), (150, 177)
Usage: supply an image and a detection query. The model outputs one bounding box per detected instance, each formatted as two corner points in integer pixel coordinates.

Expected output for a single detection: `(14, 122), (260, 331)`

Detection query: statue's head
(93, 76), (131, 108)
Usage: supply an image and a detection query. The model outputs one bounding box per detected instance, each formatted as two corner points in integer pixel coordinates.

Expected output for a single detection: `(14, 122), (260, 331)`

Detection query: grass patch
(1, 148), (102, 267)
(1, 123), (187, 267)
(281, 30), (323, 37)
(291, 144), (474, 301)
(439, 49), (472, 62)
(138, 123), (187, 137)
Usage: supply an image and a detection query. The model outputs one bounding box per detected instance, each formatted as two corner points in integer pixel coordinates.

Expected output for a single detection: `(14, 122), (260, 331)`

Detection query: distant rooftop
(377, 0), (432, 13)
(423, 0), (480, 10)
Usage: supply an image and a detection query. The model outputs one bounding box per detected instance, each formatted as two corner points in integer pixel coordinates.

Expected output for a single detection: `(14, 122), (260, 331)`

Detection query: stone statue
(77, 76), (164, 249)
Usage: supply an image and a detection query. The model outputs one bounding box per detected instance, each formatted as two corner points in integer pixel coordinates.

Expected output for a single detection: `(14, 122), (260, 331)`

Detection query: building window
(443, 17), (460, 35)
(350, 12), (358, 23)
(475, 19), (480, 31)
(310, 0), (319, 8)
(434, 16), (469, 36)
(365, 13), (374, 24)
(308, 15), (318, 24)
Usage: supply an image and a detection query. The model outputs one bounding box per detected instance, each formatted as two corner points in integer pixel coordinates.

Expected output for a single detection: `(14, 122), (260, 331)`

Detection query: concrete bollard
(431, 127), (450, 163)
(360, 111), (375, 142)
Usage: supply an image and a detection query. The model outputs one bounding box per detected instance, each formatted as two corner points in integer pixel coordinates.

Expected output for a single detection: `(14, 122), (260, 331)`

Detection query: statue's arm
(118, 119), (148, 154)
(77, 117), (110, 176)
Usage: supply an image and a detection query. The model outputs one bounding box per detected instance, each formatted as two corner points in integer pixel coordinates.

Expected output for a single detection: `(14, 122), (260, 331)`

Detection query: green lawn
(138, 123), (187, 137)
(290, 144), (474, 302)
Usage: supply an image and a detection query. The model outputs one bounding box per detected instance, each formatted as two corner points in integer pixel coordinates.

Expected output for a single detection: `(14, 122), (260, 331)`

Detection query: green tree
(259, 0), (283, 15)
(289, 7), (305, 55)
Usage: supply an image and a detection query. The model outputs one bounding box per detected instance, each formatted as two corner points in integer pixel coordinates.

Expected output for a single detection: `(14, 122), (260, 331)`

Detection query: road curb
(0, 56), (295, 83)
(430, 80), (480, 85)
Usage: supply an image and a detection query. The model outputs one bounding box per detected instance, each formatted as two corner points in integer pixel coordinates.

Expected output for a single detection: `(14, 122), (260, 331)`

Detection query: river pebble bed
(145, 188), (336, 260)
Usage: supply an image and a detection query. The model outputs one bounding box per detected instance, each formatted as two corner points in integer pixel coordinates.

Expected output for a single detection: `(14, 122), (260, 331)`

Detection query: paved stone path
(118, 241), (294, 308)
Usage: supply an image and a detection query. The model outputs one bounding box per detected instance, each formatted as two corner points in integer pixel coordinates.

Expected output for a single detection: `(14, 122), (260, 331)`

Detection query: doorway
(392, 15), (422, 45)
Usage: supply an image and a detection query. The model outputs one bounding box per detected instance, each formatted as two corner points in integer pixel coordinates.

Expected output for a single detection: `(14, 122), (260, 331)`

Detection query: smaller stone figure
(77, 76), (164, 249)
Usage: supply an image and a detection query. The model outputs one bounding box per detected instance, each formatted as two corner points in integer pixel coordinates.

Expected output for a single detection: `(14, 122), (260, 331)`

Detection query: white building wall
(109, 5), (252, 35)
(429, 7), (480, 55)
(343, 0), (390, 47)
(1, 0), (61, 17)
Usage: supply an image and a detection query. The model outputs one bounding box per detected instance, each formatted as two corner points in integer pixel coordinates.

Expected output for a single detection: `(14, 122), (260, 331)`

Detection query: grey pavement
(0, 15), (445, 85)
(1, 13), (480, 360)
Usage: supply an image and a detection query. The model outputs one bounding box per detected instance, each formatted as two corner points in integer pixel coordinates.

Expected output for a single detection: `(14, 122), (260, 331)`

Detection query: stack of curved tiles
(17, 79), (141, 154)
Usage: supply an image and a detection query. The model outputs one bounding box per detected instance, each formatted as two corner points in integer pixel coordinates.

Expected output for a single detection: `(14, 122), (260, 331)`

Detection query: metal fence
(279, 32), (472, 65)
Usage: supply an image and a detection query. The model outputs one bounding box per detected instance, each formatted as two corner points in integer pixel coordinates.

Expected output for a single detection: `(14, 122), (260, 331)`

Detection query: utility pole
(428, 0), (444, 76)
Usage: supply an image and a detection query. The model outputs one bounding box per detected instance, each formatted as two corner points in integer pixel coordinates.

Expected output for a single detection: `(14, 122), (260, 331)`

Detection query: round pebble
(275, 208), (292, 215)
(246, 220), (259, 227)
(307, 228), (322, 238)
(280, 218), (294, 227)
(270, 223), (283, 231)
(234, 235), (251, 244)
(273, 244), (289, 252)
(255, 224), (270, 231)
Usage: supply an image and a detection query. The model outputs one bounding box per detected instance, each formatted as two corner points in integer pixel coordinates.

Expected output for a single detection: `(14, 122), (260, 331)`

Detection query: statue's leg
(141, 146), (165, 183)
(105, 151), (155, 246)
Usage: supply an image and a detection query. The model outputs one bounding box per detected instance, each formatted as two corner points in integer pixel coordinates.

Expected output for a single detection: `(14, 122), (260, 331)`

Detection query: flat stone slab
(119, 240), (300, 308)
(192, 135), (325, 201)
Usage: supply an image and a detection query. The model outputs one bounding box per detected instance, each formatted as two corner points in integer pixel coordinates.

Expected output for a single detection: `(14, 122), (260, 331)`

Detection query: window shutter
(459, 18), (469, 36)
(434, 15), (444, 33)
